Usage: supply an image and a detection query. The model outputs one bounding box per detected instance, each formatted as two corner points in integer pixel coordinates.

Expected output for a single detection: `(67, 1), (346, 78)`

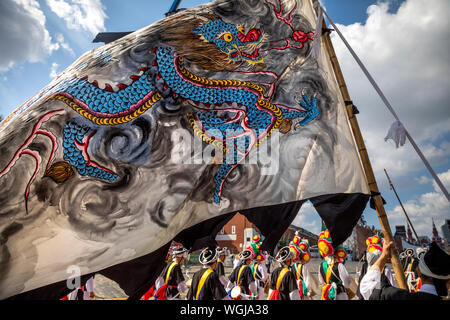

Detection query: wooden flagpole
(311, 0), (408, 290)
(384, 168), (420, 242)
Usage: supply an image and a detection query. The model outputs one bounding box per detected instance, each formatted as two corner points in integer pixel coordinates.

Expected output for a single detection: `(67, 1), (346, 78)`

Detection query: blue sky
(0, 0), (448, 240)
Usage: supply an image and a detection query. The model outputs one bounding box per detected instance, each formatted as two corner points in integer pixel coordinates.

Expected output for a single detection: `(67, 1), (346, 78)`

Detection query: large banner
(0, 0), (369, 299)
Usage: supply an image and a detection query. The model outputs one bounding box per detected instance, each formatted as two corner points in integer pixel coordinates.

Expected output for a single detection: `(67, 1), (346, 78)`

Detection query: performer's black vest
(319, 262), (345, 294)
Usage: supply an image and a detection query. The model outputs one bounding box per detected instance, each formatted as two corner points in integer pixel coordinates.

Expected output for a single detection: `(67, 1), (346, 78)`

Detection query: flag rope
(315, 2), (449, 202)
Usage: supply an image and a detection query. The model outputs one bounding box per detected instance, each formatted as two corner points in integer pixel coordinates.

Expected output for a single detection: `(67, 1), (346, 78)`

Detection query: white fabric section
(297, 0), (371, 199)
(318, 264), (324, 286)
(85, 277), (94, 292)
(367, 251), (382, 266)
(385, 267), (397, 287)
(384, 120), (406, 148)
(225, 280), (233, 293)
(177, 281), (188, 294)
(359, 266), (397, 300)
(338, 263), (351, 288)
(256, 264), (269, 300)
(257, 263), (269, 282)
(311, 1), (323, 59)
(249, 281), (257, 295)
(82, 277), (94, 300)
(219, 275), (228, 287)
(360, 266), (381, 300)
(233, 258), (240, 269)
(154, 276), (164, 292)
(302, 264), (313, 296)
(66, 289), (78, 300)
(420, 284), (438, 296)
(289, 289), (301, 300)
(317, 3), (450, 202)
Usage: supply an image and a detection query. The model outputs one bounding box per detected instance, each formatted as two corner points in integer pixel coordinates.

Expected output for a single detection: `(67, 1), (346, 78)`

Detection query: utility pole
(384, 168), (420, 242)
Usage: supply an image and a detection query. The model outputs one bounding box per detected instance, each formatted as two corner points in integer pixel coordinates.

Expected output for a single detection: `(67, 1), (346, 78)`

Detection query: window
(220, 227), (224, 234)
(246, 237), (250, 242)
(231, 226), (236, 234)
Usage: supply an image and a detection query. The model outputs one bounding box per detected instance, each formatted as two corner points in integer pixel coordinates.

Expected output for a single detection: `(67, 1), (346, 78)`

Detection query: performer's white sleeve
(178, 281), (189, 294)
(219, 275), (228, 287)
(83, 277), (95, 300)
(318, 265), (325, 286)
(359, 266), (381, 300)
(338, 263), (351, 288)
(289, 289), (301, 300)
(85, 277), (94, 292)
(249, 281), (258, 294)
(154, 276), (164, 290)
(225, 280), (233, 292)
(258, 264), (269, 282)
(67, 289), (79, 300)
(385, 267), (397, 287)
(303, 266), (312, 293)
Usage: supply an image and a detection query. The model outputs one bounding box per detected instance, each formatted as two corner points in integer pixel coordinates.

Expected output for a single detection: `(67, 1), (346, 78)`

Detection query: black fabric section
(229, 265), (254, 295)
(186, 268), (227, 300)
(310, 193), (369, 247)
(370, 286), (441, 300)
(160, 262), (185, 298)
(369, 191), (386, 210)
(7, 193), (366, 300)
(173, 212), (236, 251)
(269, 266), (298, 300)
(6, 272), (95, 300)
(424, 241), (450, 277)
(216, 261), (225, 278)
(7, 242), (171, 300)
(240, 200), (305, 254)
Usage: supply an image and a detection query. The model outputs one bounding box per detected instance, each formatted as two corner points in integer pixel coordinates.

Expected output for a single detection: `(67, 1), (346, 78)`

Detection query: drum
(230, 286), (242, 299)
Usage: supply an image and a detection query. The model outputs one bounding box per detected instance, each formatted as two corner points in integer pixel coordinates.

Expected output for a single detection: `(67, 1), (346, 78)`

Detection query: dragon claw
(298, 93), (319, 126)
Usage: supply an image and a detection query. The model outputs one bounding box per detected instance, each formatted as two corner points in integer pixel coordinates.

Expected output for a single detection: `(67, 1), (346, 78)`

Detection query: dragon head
(192, 19), (264, 65)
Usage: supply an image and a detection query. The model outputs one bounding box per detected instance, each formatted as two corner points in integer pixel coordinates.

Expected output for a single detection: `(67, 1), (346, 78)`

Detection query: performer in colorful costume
(317, 228), (352, 300)
(216, 247), (229, 287)
(247, 235), (269, 300)
(289, 234), (313, 299)
(414, 247), (428, 291)
(358, 235), (396, 299)
(186, 247), (229, 300)
(268, 246), (300, 300)
(226, 249), (257, 300)
(153, 246), (189, 300)
(361, 241), (450, 300)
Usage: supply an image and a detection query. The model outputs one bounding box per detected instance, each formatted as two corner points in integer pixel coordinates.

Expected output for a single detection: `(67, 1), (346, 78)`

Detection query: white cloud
(330, 0), (450, 180)
(46, 0), (107, 36)
(293, 201), (320, 234)
(55, 33), (75, 56)
(0, 0), (61, 72)
(49, 62), (59, 78)
(387, 169), (450, 237)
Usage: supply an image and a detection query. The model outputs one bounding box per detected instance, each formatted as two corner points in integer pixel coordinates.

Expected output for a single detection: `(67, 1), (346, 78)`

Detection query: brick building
(215, 212), (259, 254)
(215, 212), (319, 254)
(279, 225), (318, 247)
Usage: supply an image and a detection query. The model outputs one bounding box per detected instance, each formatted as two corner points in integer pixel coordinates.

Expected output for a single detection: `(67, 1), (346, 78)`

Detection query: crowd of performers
(61, 229), (450, 300)
(136, 230), (351, 300)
